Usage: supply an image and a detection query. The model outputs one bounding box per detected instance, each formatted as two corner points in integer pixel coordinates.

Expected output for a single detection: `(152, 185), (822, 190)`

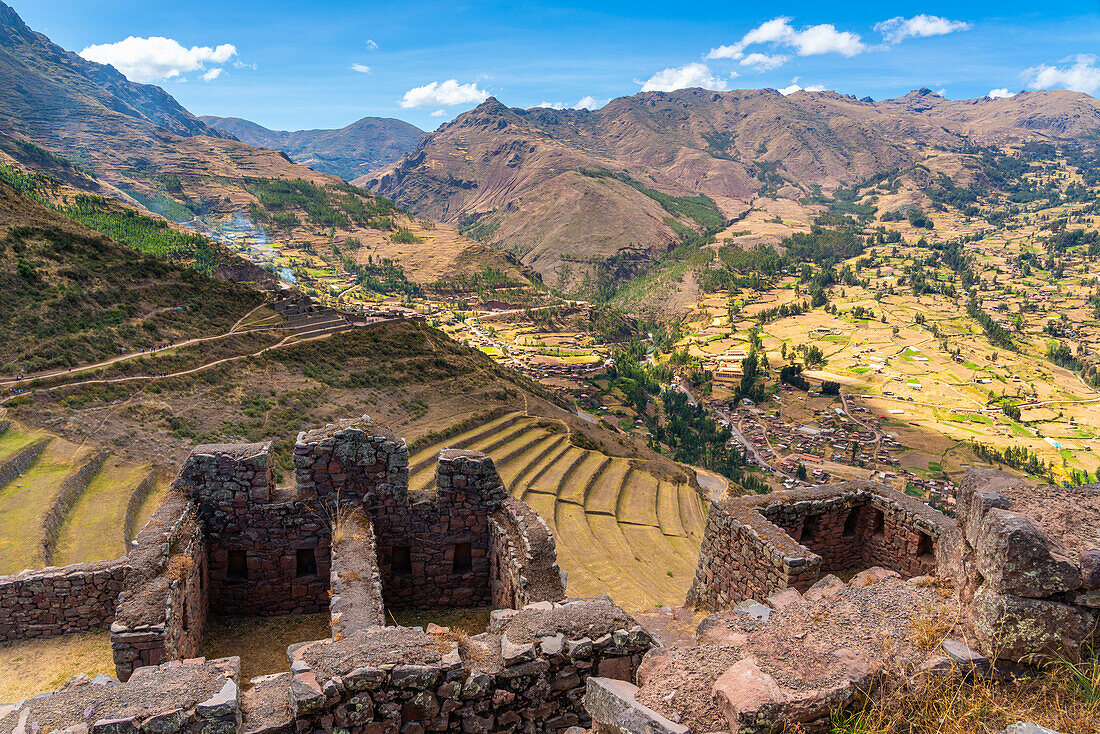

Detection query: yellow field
(0, 631), (115, 700)
(408, 412), (707, 611)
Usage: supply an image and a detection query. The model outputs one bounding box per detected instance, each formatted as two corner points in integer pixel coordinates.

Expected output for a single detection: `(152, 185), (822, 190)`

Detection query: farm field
(52, 459), (164, 567)
(407, 412), (706, 611)
(0, 422), (165, 574)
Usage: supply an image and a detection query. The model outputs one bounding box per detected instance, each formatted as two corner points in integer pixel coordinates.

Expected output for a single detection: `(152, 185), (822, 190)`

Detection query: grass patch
(388, 607), (492, 636)
(201, 613), (332, 684)
(831, 647), (1100, 733)
(0, 631), (114, 700)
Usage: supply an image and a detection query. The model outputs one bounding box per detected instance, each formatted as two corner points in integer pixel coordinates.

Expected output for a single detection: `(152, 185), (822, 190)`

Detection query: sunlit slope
(408, 412), (706, 610)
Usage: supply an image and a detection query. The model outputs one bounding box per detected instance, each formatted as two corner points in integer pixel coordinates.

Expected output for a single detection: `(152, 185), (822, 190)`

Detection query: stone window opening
(391, 546), (412, 576)
(800, 515), (821, 545)
(870, 508), (885, 539)
(452, 542), (472, 575)
(916, 530), (934, 560)
(227, 549), (248, 581)
(842, 510), (858, 538)
(296, 548), (317, 578)
(181, 602), (189, 631)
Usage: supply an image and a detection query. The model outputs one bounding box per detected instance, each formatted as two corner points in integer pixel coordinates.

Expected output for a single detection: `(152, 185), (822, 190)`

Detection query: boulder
(975, 509), (1080, 597)
(765, 588), (802, 610)
(850, 567), (901, 587)
(1080, 549), (1100, 590)
(971, 586), (1096, 663)
(803, 574), (846, 602)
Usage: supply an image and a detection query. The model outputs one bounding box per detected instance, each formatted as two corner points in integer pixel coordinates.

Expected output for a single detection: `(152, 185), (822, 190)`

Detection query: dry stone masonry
(0, 421), (1094, 734)
(687, 482), (955, 611)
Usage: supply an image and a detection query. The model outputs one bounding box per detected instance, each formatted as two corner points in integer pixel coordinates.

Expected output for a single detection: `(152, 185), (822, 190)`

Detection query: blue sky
(11, 1), (1100, 132)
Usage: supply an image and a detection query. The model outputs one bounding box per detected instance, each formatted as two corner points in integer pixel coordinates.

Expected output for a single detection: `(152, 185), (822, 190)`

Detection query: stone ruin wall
(0, 559), (127, 643)
(329, 510), (385, 638)
(687, 483), (954, 612)
(286, 601), (654, 734)
(0, 416), (643, 734)
(110, 493), (208, 681)
(490, 496), (568, 610)
(954, 469), (1098, 664)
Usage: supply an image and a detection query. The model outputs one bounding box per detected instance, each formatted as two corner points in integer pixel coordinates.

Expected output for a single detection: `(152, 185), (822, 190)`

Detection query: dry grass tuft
(166, 553), (193, 581)
(907, 604), (955, 652)
(830, 647), (1100, 734)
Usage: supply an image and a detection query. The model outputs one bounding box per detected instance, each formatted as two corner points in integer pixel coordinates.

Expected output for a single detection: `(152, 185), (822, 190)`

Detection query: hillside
(364, 88), (1100, 289)
(0, 3), (518, 288)
(201, 115), (425, 181)
(0, 176), (264, 374)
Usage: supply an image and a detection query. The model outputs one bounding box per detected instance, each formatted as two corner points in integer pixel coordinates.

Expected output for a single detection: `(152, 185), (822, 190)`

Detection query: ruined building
(0, 416), (1095, 734)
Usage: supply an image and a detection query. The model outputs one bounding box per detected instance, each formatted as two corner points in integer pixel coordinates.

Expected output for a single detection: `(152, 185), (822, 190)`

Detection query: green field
(0, 423), (167, 574)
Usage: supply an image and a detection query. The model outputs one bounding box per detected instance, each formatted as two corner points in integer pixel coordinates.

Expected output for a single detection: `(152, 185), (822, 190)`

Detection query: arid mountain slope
(0, 1), (230, 144)
(201, 115), (425, 181)
(0, 3), (517, 286)
(365, 88), (1100, 287)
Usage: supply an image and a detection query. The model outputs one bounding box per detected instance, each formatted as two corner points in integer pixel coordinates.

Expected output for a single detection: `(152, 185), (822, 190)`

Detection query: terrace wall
(40, 452), (107, 565)
(0, 558), (128, 642)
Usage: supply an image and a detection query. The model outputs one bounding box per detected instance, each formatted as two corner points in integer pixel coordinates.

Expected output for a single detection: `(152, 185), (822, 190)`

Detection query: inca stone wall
(176, 441), (331, 618)
(111, 493), (207, 681)
(329, 510), (385, 638)
(687, 483), (954, 611)
(0, 600), (655, 734)
(286, 599), (654, 734)
(0, 558), (128, 642)
(490, 496), (567, 609)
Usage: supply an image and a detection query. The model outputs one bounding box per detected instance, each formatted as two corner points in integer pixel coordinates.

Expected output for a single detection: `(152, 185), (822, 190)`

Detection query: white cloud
(935, 88), (947, 97)
(987, 88), (1016, 99)
(430, 109), (446, 117)
(79, 36), (237, 83)
(739, 52), (789, 71)
(1023, 54), (1100, 95)
(874, 15), (970, 44)
(640, 62), (729, 92)
(202, 68), (223, 82)
(400, 79), (489, 108)
(779, 79), (826, 95)
(707, 17), (864, 61)
(366, 39), (379, 51)
(537, 101), (565, 109)
(351, 63), (371, 74)
(576, 95), (608, 109)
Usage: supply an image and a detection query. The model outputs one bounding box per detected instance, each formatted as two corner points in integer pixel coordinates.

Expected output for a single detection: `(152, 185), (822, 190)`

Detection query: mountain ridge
(200, 114), (425, 181)
(361, 87), (1100, 288)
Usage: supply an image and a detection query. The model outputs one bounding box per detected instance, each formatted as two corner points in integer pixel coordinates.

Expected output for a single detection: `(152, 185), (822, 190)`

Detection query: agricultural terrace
(670, 147), (1100, 486)
(0, 421), (165, 575)
(407, 412), (705, 611)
